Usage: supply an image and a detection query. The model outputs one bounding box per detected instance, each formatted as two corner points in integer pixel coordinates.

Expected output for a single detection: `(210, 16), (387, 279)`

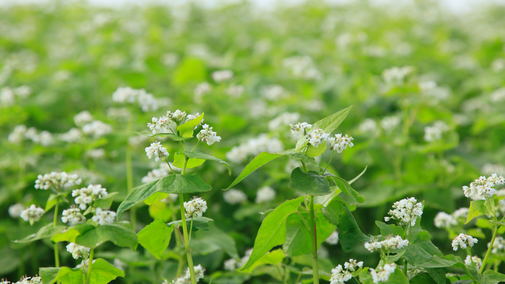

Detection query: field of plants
(1, 1), (505, 283)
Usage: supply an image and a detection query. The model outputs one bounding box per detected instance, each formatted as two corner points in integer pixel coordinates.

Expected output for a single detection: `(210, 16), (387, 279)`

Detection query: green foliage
(15, 224), (66, 243)
(288, 167), (334, 196)
(52, 222), (138, 249)
(177, 112), (204, 138)
(337, 205), (370, 252)
(138, 219), (173, 260)
(224, 152), (282, 190)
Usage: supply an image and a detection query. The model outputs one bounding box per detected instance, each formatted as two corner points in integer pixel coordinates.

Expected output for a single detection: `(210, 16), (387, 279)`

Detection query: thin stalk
(191, 141), (200, 152)
(86, 249), (94, 284)
(295, 273), (302, 284)
(403, 258), (408, 276)
(189, 218), (194, 242)
(309, 195), (319, 284)
(480, 225), (498, 273)
(126, 118), (136, 230)
(53, 197), (60, 268)
(322, 151), (334, 175)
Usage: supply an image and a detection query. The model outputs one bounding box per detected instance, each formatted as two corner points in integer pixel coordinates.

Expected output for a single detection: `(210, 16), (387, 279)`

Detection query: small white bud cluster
(261, 85), (288, 101)
(269, 112), (300, 131)
(255, 186), (276, 204)
(226, 134), (283, 164)
(82, 120), (112, 139)
(92, 208), (116, 225)
(453, 207), (470, 220)
(328, 134), (354, 153)
(290, 121), (354, 152)
(306, 128), (329, 148)
(212, 70), (233, 83)
(194, 82), (211, 101)
(223, 189), (247, 205)
(364, 235), (409, 253)
(462, 174), (505, 200)
(224, 258), (238, 271)
(464, 255), (482, 271)
(72, 184), (108, 210)
(289, 122), (312, 139)
(225, 84), (244, 97)
(330, 259), (363, 284)
(59, 128), (82, 143)
(490, 87), (505, 103)
(184, 197), (207, 218)
(171, 264), (205, 284)
(418, 81), (450, 101)
(452, 233), (478, 251)
(7, 125), (55, 146)
(325, 231), (339, 245)
(61, 207), (85, 225)
(424, 121), (449, 142)
(74, 111), (94, 127)
(370, 263), (396, 283)
(86, 148), (106, 160)
(384, 197), (423, 226)
(147, 110), (202, 135)
(3, 275), (42, 284)
(142, 163), (180, 184)
(112, 87), (161, 112)
(35, 171), (82, 190)
(283, 56), (322, 80)
(66, 243), (90, 259)
(145, 141), (170, 162)
(359, 119), (378, 135)
(488, 236), (505, 254)
(0, 86), (31, 108)
(380, 116), (400, 133)
(20, 205), (45, 225)
(196, 124), (221, 146)
(8, 203), (24, 218)
(434, 212), (457, 228)
(382, 66), (414, 84)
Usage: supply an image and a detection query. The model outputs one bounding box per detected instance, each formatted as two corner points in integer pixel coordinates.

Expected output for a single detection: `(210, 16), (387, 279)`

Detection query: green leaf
(241, 249), (285, 273)
(75, 222), (138, 249)
(333, 176), (365, 205)
(45, 193), (69, 211)
(51, 223), (95, 243)
(375, 221), (405, 238)
(240, 197), (304, 271)
(337, 205), (370, 252)
(15, 224), (67, 243)
(191, 226), (239, 259)
(465, 200), (487, 224)
(89, 258), (125, 284)
(404, 231), (443, 266)
(177, 112), (204, 138)
(283, 212), (335, 256)
(314, 186), (342, 207)
(322, 199), (344, 225)
(425, 268), (448, 284)
(417, 255), (460, 269)
(305, 143), (326, 158)
(138, 219), (173, 260)
(288, 167), (333, 196)
(410, 273), (438, 284)
(148, 201), (172, 222)
(144, 192), (170, 205)
(117, 174), (212, 219)
(225, 152), (282, 190)
(482, 270), (505, 284)
(313, 106), (353, 134)
(182, 150), (232, 175)
(173, 152), (205, 169)
(168, 217), (214, 231)
(93, 192), (118, 210)
(40, 266), (84, 284)
(172, 57), (206, 86)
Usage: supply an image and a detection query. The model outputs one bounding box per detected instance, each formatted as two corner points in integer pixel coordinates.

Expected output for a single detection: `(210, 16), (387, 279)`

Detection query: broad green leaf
(40, 266), (84, 284)
(84, 192), (119, 215)
(148, 201), (173, 221)
(138, 219), (173, 260)
(322, 199), (344, 225)
(117, 174), (212, 219)
(172, 57), (206, 86)
(278, 150), (319, 168)
(375, 221), (405, 238)
(45, 193), (69, 211)
(144, 192), (170, 205)
(417, 255), (460, 268)
(305, 143), (326, 158)
(333, 176), (365, 205)
(482, 270), (505, 284)
(182, 150), (232, 175)
(225, 152), (282, 190)
(337, 205), (370, 252)
(283, 212), (335, 256)
(241, 249), (285, 273)
(89, 258), (125, 284)
(313, 106), (353, 134)
(173, 152), (205, 169)
(240, 197), (304, 271)
(177, 112), (204, 138)
(168, 217), (214, 231)
(75, 222), (138, 249)
(465, 200), (487, 224)
(425, 268), (449, 284)
(15, 224), (66, 243)
(51, 223), (94, 243)
(314, 186), (342, 207)
(409, 273), (438, 284)
(294, 136), (309, 152)
(404, 231), (443, 266)
(288, 167), (333, 196)
(191, 226), (239, 259)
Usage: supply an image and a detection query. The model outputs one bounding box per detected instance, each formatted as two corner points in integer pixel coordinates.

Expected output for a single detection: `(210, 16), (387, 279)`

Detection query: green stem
(126, 118), (136, 231)
(179, 155), (197, 284)
(403, 258), (408, 276)
(480, 225), (498, 273)
(322, 151), (334, 175)
(53, 197), (60, 268)
(309, 196), (319, 284)
(191, 141), (200, 152)
(86, 249), (94, 284)
(189, 218), (194, 242)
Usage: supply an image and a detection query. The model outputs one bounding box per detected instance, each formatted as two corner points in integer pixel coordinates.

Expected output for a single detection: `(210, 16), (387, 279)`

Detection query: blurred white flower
(325, 231), (339, 245)
(82, 120), (112, 138)
(8, 203), (25, 218)
(66, 242), (90, 259)
(268, 112), (300, 131)
(256, 186), (276, 203)
(223, 189), (247, 205)
(74, 111), (94, 127)
(212, 70), (233, 83)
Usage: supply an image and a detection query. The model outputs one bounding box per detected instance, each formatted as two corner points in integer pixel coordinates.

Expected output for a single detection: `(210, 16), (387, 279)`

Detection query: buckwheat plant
(116, 110), (227, 284)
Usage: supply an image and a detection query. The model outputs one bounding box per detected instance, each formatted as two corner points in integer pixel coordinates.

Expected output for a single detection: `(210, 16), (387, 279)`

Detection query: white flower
(82, 120), (112, 138)
(212, 70), (233, 83)
(196, 124), (221, 145)
(462, 174), (505, 200)
(424, 121), (449, 142)
(9, 203), (25, 218)
(453, 207), (469, 220)
(86, 148), (106, 159)
(269, 112), (301, 132)
(465, 255), (482, 271)
(452, 233), (478, 251)
(128, 135), (149, 148)
(330, 264), (352, 284)
(66, 243), (90, 259)
(488, 236), (505, 254)
(226, 84), (244, 97)
(112, 87), (161, 112)
(184, 197), (207, 218)
(370, 263), (396, 283)
(306, 128), (329, 148)
(74, 111), (94, 127)
(365, 235), (409, 252)
(359, 119), (378, 135)
(344, 259), (363, 272)
(148, 115), (173, 135)
(113, 258), (127, 271)
(142, 163), (174, 183)
(38, 131), (54, 146)
(0, 87), (15, 107)
(385, 197), (423, 226)
(226, 134), (283, 164)
(283, 56), (322, 80)
(13, 86), (31, 98)
(194, 82), (211, 102)
(482, 163), (505, 176)
(145, 141), (169, 162)
(224, 258), (238, 271)
(382, 66), (414, 84)
(289, 122), (312, 139)
(35, 171), (82, 190)
(434, 212), (457, 228)
(92, 208), (116, 225)
(112, 86), (138, 104)
(60, 128), (82, 143)
(8, 125), (27, 144)
(328, 134), (354, 153)
(107, 107), (131, 121)
(72, 184), (108, 210)
(223, 189), (247, 205)
(20, 205), (45, 225)
(61, 207), (85, 225)
(380, 116), (400, 133)
(490, 87), (505, 103)
(261, 85), (287, 101)
(255, 186), (276, 203)
(326, 231), (339, 245)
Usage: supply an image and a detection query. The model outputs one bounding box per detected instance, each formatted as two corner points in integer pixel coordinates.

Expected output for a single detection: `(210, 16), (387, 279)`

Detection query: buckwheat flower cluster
(434, 212), (457, 228)
(370, 263), (396, 284)
(424, 121), (449, 142)
(8, 125), (28, 143)
(325, 231), (339, 245)
(453, 207), (469, 220)
(384, 197), (423, 226)
(223, 189), (247, 204)
(364, 235), (409, 253)
(92, 208), (116, 225)
(464, 255), (482, 270)
(226, 84), (244, 97)
(212, 70), (233, 83)
(145, 141), (169, 162)
(283, 56), (322, 80)
(462, 174), (505, 200)
(184, 197), (207, 218)
(74, 111), (94, 127)
(147, 110), (202, 135)
(359, 119), (378, 135)
(289, 122), (312, 139)
(268, 112), (300, 131)
(482, 163), (505, 176)
(72, 184), (108, 210)
(7, 125), (54, 146)
(224, 258), (238, 271)
(7, 275), (42, 284)
(488, 236), (505, 253)
(35, 171), (82, 190)
(82, 120), (112, 138)
(61, 207), (85, 225)
(452, 233), (478, 251)
(226, 134), (284, 164)
(380, 116), (400, 133)
(194, 82), (211, 100)
(8, 203), (24, 218)
(196, 124), (221, 145)
(59, 128), (82, 143)
(170, 265), (205, 284)
(255, 186), (276, 203)
(261, 85), (288, 101)
(490, 87), (505, 103)
(20, 205), (45, 225)
(112, 87), (161, 112)
(66, 243), (90, 259)
(330, 258), (363, 284)
(382, 66), (414, 84)
(328, 134), (354, 153)
(306, 128), (329, 147)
